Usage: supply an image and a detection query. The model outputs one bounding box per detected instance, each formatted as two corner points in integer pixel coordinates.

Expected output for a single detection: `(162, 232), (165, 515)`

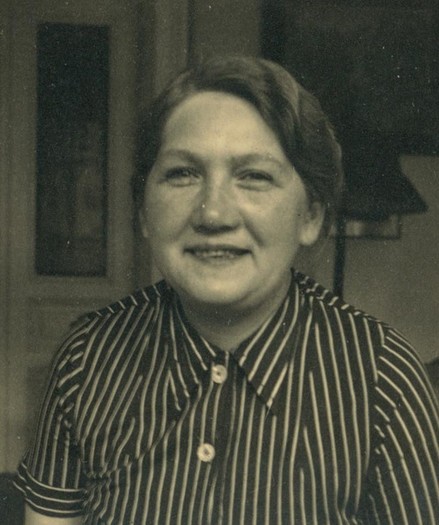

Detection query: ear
(299, 201), (325, 247)
(138, 209), (149, 239)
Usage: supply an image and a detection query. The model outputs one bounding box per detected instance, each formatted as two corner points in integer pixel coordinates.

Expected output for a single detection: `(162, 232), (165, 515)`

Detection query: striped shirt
(16, 271), (439, 524)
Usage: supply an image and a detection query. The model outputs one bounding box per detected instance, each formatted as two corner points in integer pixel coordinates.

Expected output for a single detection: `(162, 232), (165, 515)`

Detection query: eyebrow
(159, 149), (287, 170)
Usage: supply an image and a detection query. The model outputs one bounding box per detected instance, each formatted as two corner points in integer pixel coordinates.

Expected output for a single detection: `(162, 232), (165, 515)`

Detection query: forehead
(159, 91), (286, 161)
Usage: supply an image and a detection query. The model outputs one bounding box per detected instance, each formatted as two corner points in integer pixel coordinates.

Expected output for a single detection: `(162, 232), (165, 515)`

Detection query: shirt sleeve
(14, 320), (90, 518)
(363, 326), (439, 525)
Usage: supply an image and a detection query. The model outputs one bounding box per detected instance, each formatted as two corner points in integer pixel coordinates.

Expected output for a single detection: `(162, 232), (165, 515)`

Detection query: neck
(178, 278), (291, 352)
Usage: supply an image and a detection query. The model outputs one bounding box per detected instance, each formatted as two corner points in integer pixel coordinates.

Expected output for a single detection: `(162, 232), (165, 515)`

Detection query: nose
(191, 176), (241, 232)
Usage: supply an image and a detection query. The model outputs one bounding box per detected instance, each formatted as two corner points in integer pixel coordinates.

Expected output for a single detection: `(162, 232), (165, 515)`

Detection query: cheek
(144, 192), (191, 241)
(249, 195), (307, 243)
(142, 196), (166, 241)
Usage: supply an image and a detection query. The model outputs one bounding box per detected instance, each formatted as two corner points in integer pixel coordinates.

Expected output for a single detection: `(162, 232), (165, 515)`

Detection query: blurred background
(0, 0), (438, 483)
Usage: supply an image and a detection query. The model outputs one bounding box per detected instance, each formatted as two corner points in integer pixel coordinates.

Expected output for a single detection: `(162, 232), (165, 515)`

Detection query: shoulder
(72, 279), (169, 327)
(53, 280), (172, 378)
(293, 270), (425, 382)
(295, 270), (371, 317)
(294, 269), (383, 332)
(294, 271), (438, 415)
(294, 269), (405, 340)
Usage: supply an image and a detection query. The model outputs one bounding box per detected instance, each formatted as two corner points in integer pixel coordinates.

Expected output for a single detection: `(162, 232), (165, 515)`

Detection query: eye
(237, 170), (275, 189)
(163, 167), (200, 186)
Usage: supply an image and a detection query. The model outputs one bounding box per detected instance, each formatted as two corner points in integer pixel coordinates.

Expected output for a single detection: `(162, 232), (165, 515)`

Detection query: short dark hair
(133, 55), (343, 235)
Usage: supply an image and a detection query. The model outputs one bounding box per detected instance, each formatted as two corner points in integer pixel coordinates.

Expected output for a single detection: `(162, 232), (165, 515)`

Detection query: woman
(17, 56), (438, 524)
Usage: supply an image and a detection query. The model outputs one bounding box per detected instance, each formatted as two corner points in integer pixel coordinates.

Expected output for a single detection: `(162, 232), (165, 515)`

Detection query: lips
(186, 245), (250, 260)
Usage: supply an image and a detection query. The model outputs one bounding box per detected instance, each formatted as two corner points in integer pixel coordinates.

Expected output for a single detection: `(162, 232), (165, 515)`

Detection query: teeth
(192, 249), (245, 259)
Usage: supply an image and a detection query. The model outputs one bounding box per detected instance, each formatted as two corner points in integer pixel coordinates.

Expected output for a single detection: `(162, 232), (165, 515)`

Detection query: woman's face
(142, 91), (323, 316)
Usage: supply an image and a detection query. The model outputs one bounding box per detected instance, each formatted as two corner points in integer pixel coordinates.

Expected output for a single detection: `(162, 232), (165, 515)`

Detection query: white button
(197, 443), (216, 462)
(211, 364), (227, 384)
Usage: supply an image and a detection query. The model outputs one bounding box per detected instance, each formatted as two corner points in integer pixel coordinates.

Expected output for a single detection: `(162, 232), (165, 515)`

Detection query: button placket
(196, 361), (228, 465)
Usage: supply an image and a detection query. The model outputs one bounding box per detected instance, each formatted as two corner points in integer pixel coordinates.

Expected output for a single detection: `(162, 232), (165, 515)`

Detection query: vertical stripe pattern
(15, 273), (439, 524)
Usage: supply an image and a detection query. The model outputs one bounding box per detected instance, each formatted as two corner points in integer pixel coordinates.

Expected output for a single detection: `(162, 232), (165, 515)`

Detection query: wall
(190, 0), (261, 58)
(308, 156), (439, 364)
(343, 156), (439, 364)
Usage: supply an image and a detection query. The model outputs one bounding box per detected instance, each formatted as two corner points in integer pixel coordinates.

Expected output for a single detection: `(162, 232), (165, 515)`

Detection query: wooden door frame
(0, 0), (13, 470)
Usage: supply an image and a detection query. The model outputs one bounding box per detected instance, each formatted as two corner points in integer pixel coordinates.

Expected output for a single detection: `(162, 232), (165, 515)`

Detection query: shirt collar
(234, 277), (305, 412)
(166, 273), (306, 414)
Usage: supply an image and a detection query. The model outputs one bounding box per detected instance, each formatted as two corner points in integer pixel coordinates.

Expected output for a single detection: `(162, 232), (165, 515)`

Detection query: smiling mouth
(187, 247), (250, 260)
